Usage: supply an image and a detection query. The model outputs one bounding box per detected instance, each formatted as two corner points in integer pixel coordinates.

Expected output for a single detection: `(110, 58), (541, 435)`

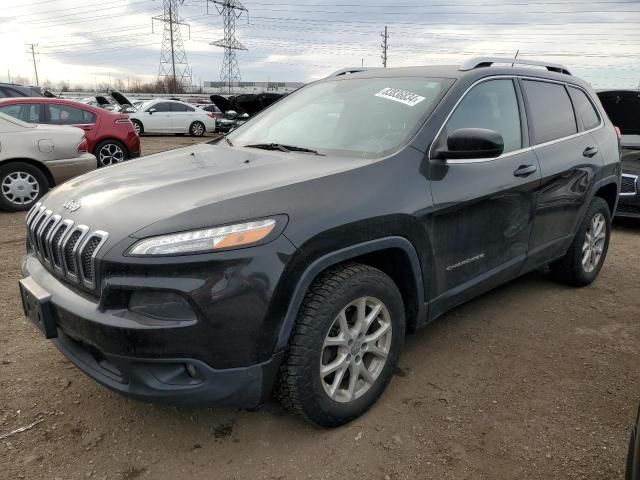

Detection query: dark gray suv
(19, 57), (621, 427)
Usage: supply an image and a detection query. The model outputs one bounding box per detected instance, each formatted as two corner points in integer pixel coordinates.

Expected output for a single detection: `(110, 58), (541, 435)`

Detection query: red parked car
(0, 98), (140, 167)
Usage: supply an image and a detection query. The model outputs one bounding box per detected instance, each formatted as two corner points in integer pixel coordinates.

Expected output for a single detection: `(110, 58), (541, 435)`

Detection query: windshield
(228, 76), (452, 158)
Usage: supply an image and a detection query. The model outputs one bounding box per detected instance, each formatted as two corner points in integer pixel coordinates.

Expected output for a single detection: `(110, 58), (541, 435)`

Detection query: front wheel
(550, 196), (611, 286)
(189, 121), (205, 137)
(276, 263), (405, 427)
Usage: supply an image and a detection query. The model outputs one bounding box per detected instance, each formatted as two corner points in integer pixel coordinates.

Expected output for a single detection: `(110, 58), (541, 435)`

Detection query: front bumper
(19, 235), (295, 406)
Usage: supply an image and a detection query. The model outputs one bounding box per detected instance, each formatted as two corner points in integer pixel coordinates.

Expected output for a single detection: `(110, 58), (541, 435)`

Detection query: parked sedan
(0, 98), (140, 168)
(597, 90), (640, 218)
(127, 100), (216, 136)
(0, 112), (96, 211)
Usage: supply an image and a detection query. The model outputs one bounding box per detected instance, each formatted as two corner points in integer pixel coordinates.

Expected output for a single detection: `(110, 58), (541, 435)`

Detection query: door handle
(583, 146), (598, 158)
(513, 164), (537, 177)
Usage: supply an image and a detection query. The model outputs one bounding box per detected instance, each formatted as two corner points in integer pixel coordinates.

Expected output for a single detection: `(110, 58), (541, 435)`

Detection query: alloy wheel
(133, 122), (141, 135)
(98, 143), (125, 166)
(320, 296), (393, 403)
(191, 122), (204, 136)
(582, 212), (607, 273)
(1, 171), (39, 206)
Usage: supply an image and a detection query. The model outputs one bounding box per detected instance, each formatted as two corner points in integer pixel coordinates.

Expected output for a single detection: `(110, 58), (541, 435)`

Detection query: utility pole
(153, 0), (191, 94)
(27, 43), (39, 85)
(380, 26), (388, 68)
(208, 0), (248, 95)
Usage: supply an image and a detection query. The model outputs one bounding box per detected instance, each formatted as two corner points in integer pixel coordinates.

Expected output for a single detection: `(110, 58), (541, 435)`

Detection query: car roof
(0, 97), (113, 115)
(320, 62), (591, 90)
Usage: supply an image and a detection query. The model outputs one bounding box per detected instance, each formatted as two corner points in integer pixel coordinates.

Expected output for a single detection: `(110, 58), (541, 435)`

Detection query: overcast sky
(1, 0), (638, 90)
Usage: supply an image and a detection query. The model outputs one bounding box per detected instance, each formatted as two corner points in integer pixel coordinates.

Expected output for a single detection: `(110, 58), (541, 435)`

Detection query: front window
(0, 103), (41, 123)
(228, 77), (452, 158)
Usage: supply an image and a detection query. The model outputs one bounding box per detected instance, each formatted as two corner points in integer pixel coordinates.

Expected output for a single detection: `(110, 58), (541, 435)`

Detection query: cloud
(0, 0), (638, 88)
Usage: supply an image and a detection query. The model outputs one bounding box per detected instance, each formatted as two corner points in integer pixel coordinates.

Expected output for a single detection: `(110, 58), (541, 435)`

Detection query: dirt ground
(1, 136), (639, 479)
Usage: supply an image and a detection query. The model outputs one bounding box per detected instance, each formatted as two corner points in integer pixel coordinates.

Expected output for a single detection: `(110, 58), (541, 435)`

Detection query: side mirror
(148, 108), (156, 114)
(225, 110), (238, 120)
(436, 128), (504, 160)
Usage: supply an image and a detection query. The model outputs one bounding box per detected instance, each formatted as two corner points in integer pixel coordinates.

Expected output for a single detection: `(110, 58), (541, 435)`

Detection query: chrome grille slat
(25, 204), (108, 291)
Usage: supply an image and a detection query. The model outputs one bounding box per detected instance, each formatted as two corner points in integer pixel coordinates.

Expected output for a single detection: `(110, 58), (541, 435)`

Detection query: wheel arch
(274, 236), (426, 352)
(0, 158), (55, 187)
(593, 178), (619, 216)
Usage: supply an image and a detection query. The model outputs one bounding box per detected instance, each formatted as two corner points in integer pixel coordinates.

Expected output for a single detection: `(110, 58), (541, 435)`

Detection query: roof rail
(459, 57), (572, 75)
(327, 67), (370, 77)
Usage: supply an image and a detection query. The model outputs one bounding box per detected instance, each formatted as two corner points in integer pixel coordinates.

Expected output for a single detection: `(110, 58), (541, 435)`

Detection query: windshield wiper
(244, 143), (324, 155)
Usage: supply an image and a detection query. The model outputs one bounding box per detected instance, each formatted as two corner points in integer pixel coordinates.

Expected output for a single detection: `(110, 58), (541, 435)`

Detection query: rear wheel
(131, 119), (143, 136)
(550, 196), (611, 286)
(189, 121), (205, 137)
(95, 140), (127, 167)
(0, 162), (48, 212)
(276, 263), (405, 427)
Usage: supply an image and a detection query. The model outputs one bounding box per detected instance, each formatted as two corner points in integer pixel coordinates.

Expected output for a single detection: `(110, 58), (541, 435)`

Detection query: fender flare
(275, 236), (425, 351)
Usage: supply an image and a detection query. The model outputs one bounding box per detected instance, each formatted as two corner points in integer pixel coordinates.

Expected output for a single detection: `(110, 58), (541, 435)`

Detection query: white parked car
(127, 100), (217, 136)
(0, 112), (96, 211)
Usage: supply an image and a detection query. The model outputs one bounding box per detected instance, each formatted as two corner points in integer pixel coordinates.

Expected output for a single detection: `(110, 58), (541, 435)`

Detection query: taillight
(78, 138), (88, 154)
(207, 112), (214, 118)
(614, 126), (622, 141)
(115, 118), (132, 125)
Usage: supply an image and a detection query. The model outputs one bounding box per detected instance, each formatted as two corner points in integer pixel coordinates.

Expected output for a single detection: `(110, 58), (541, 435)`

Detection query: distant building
(203, 81), (305, 94)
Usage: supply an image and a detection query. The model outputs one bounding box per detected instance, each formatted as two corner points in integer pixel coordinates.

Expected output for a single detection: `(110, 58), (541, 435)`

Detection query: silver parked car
(0, 112), (96, 211)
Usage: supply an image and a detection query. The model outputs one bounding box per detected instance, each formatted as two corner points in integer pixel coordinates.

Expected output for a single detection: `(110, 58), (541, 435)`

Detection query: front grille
(25, 203), (109, 290)
(621, 174), (638, 195)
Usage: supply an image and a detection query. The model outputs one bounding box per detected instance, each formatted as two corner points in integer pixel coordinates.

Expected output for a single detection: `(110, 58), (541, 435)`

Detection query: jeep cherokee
(19, 57), (621, 427)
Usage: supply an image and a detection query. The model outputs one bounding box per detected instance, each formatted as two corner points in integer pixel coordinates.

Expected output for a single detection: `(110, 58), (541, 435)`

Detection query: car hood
(39, 143), (368, 240)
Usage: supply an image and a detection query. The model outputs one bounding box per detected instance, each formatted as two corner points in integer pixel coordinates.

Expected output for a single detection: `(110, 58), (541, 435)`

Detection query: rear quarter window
(522, 80), (577, 144)
(568, 87), (600, 131)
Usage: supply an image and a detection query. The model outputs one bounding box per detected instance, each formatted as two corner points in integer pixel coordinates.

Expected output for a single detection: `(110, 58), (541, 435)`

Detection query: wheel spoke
(346, 363), (360, 401)
(324, 335), (348, 348)
(365, 321), (391, 343)
(359, 363), (375, 385)
(321, 353), (348, 377)
(328, 365), (348, 397)
(365, 344), (389, 359)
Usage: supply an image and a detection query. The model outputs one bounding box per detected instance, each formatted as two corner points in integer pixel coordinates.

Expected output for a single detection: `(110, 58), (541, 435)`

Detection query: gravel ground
(1, 136), (639, 479)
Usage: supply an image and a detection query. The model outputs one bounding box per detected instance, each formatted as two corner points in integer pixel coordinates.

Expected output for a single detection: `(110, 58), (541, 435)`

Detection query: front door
(427, 78), (541, 317)
(144, 102), (174, 132)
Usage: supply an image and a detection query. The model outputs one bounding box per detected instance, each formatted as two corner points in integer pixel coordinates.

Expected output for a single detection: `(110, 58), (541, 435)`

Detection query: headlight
(129, 219), (276, 256)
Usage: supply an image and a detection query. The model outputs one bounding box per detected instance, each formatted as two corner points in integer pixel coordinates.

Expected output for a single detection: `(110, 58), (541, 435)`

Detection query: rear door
(428, 78), (541, 315)
(46, 104), (98, 147)
(170, 102), (196, 132)
(521, 79), (603, 265)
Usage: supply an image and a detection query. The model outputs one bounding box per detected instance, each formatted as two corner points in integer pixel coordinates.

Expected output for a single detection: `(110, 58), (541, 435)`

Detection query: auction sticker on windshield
(375, 88), (426, 107)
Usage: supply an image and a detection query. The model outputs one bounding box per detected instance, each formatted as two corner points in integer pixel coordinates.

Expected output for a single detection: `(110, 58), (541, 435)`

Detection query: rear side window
(522, 80), (577, 144)
(171, 103), (195, 112)
(446, 79), (522, 154)
(151, 102), (173, 112)
(597, 91), (640, 135)
(82, 110), (97, 124)
(0, 103), (41, 122)
(568, 87), (600, 131)
(47, 105), (89, 125)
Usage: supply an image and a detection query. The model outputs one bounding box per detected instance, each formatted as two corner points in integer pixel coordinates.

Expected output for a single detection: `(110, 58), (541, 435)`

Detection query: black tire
(189, 121), (205, 137)
(0, 161), (49, 212)
(94, 139), (128, 168)
(131, 119), (143, 136)
(550, 196), (611, 286)
(275, 263), (406, 427)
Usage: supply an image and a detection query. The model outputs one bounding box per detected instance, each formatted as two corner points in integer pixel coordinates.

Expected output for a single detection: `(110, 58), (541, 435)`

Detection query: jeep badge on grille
(63, 200), (81, 212)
